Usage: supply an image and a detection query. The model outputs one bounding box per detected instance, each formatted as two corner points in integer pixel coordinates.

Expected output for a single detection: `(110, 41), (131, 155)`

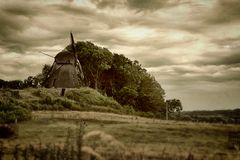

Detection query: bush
(66, 88), (121, 109)
(32, 89), (41, 97)
(39, 95), (54, 105)
(121, 105), (135, 114)
(136, 111), (155, 118)
(10, 91), (21, 99)
(55, 99), (73, 109)
(0, 100), (31, 123)
(116, 87), (138, 106)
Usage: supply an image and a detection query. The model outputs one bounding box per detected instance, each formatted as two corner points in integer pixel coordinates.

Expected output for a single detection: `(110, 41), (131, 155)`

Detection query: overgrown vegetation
(0, 92), (31, 138)
(0, 88), (142, 116)
(0, 98), (31, 124)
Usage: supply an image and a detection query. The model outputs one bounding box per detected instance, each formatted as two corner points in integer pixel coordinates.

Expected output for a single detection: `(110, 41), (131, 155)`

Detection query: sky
(0, 0), (240, 111)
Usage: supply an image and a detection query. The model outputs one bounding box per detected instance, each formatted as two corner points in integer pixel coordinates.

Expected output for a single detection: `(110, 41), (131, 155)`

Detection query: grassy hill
(0, 87), (135, 114)
(0, 88), (240, 159)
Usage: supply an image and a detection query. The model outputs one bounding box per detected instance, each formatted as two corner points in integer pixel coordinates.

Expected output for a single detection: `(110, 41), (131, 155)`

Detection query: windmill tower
(43, 32), (84, 96)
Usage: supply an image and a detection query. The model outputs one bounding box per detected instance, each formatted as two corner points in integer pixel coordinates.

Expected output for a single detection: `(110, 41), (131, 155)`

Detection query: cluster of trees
(0, 77), (39, 89)
(0, 41), (182, 115)
(166, 99), (183, 114)
(0, 65), (51, 89)
(66, 41), (166, 113)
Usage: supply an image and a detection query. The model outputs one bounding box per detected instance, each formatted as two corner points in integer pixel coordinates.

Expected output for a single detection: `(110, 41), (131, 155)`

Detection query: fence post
(166, 103), (168, 120)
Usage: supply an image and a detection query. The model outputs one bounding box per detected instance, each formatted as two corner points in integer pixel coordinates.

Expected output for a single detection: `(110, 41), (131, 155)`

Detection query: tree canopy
(166, 99), (183, 114)
(67, 41), (166, 113)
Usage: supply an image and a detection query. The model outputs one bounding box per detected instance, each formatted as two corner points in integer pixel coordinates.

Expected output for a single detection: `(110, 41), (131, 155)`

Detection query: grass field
(1, 111), (240, 160)
(0, 88), (240, 159)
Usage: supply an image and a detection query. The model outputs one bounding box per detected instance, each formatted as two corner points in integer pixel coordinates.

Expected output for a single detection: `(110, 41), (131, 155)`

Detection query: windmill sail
(43, 33), (84, 88)
(70, 32), (84, 80)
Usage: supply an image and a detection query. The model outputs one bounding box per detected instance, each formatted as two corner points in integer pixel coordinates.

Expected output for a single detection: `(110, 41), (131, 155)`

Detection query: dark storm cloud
(205, 0), (240, 24)
(90, 0), (124, 9)
(127, 0), (169, 10)
(150, 64), (240, 87)
(0, 0), (106, 53)
(195, 49), (240, 66)
(209, 53), (240, 66)
(0, 13), (31, 52)
(1, 2), (39, 16)
(52, 4), (95, 15)
(211, 37), (240, 50)
(92, 0), (188, 11)
(0, 1), (46, 53)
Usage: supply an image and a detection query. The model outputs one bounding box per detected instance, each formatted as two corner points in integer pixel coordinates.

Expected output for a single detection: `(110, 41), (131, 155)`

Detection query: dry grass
(1, 111), (239, 159)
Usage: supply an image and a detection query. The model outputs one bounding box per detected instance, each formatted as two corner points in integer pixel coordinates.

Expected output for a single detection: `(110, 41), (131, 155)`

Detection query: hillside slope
(0, 87), (125, 114)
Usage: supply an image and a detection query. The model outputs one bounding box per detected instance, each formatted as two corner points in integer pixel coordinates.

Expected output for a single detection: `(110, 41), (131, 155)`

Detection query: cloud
(0, 0), (110, 53)
(0, 0), (47, 53)
(0, 0), (40, 16)
(92, 0), (188, 11)
(205, 0), (240, 24)
(195, 48), (240, 66)
(1, 0), (240, 110)
(90, 0), (126, 9)
(127, 0), (169, 10)
(148, 63), (240, 87)
(52, 3), (95, 15)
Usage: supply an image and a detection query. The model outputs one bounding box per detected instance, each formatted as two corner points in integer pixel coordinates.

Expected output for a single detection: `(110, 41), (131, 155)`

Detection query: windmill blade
(39, 51), (54, 58)
(70, 32), (76, 54)
(70, 32), (84, 80)
(76, 59), (84, 80)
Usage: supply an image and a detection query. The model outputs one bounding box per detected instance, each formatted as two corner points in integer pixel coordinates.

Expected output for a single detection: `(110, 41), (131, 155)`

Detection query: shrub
(136, 111), (155, 118)
(115, 87), (138, 106)
(39, 95), (54, 105)
(32, 89), (41, 97)
(10, 90), (21, 99)
(55, 99), (72, 109)
(121, 105), (135, 114)
(66, 88), (121, 110)
(0, 100), (31, 123)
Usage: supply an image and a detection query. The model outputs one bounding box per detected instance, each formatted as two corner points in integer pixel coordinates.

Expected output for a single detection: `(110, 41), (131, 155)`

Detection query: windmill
(43, 32), (84, 96)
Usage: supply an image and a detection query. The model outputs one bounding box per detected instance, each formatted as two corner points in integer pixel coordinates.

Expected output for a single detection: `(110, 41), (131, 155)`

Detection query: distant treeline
(0, 79), (30, 89)
(0, 41), (166, 114)
(179, 109), (240, 124)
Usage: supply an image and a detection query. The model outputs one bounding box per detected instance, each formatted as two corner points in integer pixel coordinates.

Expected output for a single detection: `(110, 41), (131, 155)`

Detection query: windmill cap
(55, 50), (75, 64)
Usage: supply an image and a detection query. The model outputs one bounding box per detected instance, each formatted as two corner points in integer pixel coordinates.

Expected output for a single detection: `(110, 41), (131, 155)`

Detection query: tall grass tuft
(0, 121), (103, 160)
